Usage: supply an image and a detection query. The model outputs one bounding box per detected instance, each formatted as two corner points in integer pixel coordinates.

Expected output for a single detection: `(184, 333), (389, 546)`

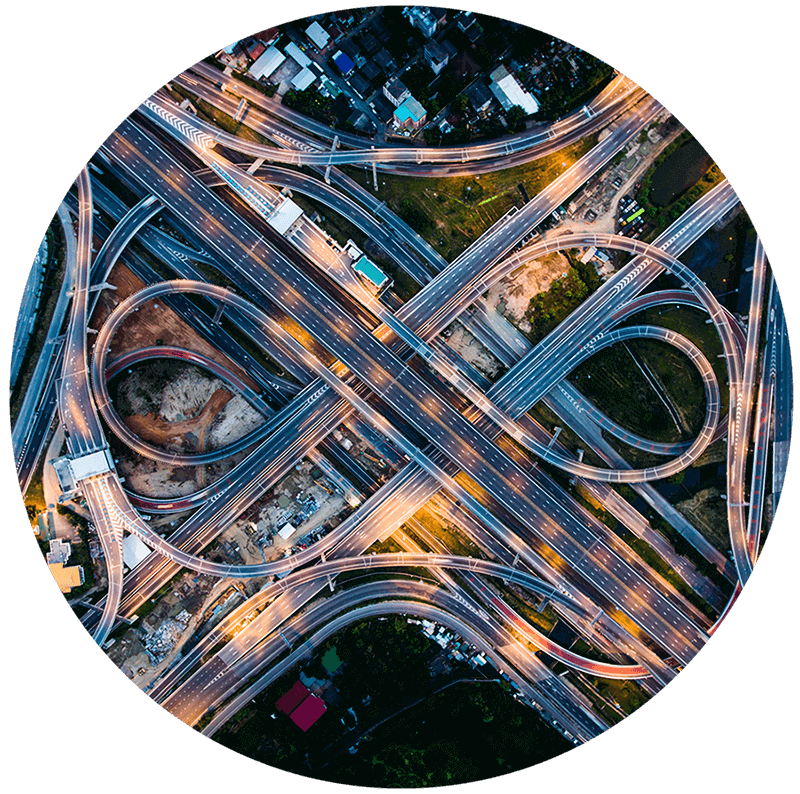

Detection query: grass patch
(341, 135), (597, 261)
(568, 335), (706, 444)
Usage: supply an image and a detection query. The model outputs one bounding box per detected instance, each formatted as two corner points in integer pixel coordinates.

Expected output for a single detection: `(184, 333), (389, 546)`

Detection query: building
(360, 32), (381, 56)
(424, 40), (450, 76)
(372, 48), (396, 73)
(275, 681), (327, 732)
(278, 523), (296, 540)
(291, 68), (317, 92)
(359, 59), (382, 87)
(290, 694), (327, 731)
(404, 6), (438, 38)
(353, 255), (390, 290)
(466, 80), (494, 114)
(68, 450), (114, 482)
(349, 71), (371, 100)
(457, 11), (483, 42)
(340, 40), (364, 69)
(255, 28), (280, 46)
(267, 198), (304, 235)
(284, 42), (312, 69)
(276, 681), (311, 715)
(305, 21), (330, 51)
(122, 533), (152, 570)
(449, 50), (480, 80)
(383, 76), (411, 108)
(393, 96), (427, 132)
(46, 536), (84, 593)
(248, 45), (286, 80)
(488, 64), (539, 115)
(332, 50), (356, 76)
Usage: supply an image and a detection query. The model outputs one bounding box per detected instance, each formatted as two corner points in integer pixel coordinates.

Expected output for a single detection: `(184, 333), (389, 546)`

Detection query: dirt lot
(93, 263), (258, 392)
(126, 387), (232, 450)
(444, 324), (502, 379)
(487, 250), (571, 330)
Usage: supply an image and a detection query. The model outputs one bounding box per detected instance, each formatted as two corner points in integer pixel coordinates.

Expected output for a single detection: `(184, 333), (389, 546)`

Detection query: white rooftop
(291, 67), (317, 91)
(267, 198), (304, 235)
(285, 42), (312, 69)
(249, 45), (285, 79)
(306, 21), (330, 50)
(489, 67), (539, 115)
(278, 523), (296, 540)
(123, 533), (153, 570)
(68, 450), (112, 482)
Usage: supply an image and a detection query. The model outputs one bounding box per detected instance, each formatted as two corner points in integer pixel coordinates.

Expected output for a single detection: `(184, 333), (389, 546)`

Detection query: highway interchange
(10, 22), (792, 773)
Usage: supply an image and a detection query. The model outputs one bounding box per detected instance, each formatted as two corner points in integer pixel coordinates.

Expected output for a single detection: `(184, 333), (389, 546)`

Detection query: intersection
(8, 6), (793, 784)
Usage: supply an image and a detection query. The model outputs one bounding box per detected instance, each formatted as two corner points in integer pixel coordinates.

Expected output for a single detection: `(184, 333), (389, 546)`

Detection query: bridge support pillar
(246, 157), (265, 174)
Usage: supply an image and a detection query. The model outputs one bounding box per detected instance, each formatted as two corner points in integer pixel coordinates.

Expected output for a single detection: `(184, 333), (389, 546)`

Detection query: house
(404, 6), (438, 38)
(359, 60), (383, 87)
(46, 539), (84, 593)
(383, 75), (411, 107)
(489, 64), (539, 115)
(449, 50), (480, 80)
(424, 40), (450, 76)
(340, 40), (364, 69)
(372, 48), (396, 73)
(368, 15), (391, 44)
(332, 50), (356, 76)
(348, 71), (371, 100)
(254, 28), (280, 46)
(359, 32), (381, 56)
(305, 21), (331, 51)
(465, 80), (494, 114)
(458, 12), (484, 43)
(393, 96), (427, 132)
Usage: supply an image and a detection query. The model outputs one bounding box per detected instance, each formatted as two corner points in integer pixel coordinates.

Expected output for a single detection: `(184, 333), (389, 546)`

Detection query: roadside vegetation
(341, 134), (596, 261)
(520, 254), (602, 344)
(213, 615), (571, 785)
(11, 213), (66, 426)
(636, 131), (724, 237)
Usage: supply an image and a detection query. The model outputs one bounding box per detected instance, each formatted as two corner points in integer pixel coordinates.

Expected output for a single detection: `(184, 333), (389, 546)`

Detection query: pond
(649, 138), (713, 206)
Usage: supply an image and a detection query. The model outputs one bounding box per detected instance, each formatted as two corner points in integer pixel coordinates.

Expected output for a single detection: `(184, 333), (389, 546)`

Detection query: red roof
(289, 694), (327, 731)
(275, 681), (310, 715)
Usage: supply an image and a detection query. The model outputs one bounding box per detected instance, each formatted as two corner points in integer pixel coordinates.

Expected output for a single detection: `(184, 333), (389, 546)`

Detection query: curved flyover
(96, 279), (721, 486)
(141, 80), (649, 171)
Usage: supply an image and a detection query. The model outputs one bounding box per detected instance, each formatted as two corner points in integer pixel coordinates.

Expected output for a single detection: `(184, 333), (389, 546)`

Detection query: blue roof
(333, 51), (355, 75)
(354, 256), (388, 288)
(394, 96), (426, 124)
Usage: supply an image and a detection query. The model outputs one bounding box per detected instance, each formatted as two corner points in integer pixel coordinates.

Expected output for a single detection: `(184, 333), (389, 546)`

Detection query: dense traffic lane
(98, 123), (709, 665)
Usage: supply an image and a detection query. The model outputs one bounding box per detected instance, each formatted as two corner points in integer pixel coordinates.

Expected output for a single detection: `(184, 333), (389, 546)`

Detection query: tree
(506, 105), (527, 132)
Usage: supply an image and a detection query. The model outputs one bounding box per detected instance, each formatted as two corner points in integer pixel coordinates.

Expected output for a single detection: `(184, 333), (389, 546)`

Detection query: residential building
(249, 45), (286, 80)
(332, 50), (356, 76)
(393, 96), (427, 132)
(48, 562), (84, 594)
(349, 71), (371, 100)
(305, 21), (330, 50)
(383, 76), (411, 107)
(466, 80), (494, 114)
(489, 64), (539, 115)
(424, 40), (450, 75)
(404, 6), (438, 38)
